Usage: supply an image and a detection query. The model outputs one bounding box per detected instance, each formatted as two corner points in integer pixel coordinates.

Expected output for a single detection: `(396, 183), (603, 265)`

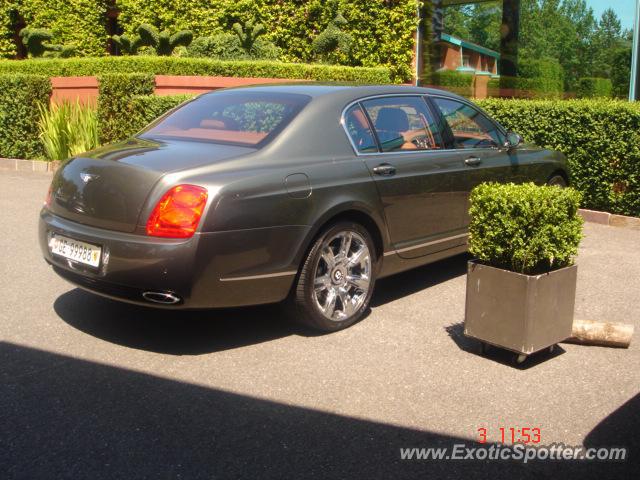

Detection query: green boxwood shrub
(429, 70), (474, 97)
(0, 74), (51, 159)
(97, 73), (154, 144)
(576, 77), (612, 98)
(477, 98), (640, 217)
(0, 57), (391, 83)
(469, 182), (583, 275)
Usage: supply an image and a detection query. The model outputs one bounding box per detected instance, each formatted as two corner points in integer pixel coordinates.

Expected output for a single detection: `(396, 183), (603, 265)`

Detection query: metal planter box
(464, 260), (577, 356)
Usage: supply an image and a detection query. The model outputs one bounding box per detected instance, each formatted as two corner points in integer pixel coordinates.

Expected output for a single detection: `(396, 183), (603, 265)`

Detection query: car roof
(204, 83), (466, 102)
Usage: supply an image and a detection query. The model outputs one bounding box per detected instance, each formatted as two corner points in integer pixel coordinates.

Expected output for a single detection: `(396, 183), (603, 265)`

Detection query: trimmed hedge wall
(0, 57), (391, 83)
(496, 76), (564, 99)
(477, 98), (640, 217)
(113, 0), (422, 82)
(576, 77), (612, 98)
(0, 74), (51, 159)
(492, 58), (564, 99)
(429, 70), (474, 97)
(0, 0), (110, 58)
(97, 73), (154, 144)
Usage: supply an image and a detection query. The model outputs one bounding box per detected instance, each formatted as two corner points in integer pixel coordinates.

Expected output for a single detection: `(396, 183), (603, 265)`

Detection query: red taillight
(44, 185), (53, 208)
(146, 185), (208, 238)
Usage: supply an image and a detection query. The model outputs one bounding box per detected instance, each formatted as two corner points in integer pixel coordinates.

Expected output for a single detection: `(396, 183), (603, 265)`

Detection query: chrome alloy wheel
(312, 230), (371, 321)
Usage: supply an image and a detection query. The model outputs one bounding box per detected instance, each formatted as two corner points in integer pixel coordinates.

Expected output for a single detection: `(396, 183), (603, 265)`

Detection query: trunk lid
(48, 137), (254, 233)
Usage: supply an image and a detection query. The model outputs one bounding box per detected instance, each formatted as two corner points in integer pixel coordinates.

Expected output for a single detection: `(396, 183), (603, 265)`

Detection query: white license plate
(49, 234), (102, 268)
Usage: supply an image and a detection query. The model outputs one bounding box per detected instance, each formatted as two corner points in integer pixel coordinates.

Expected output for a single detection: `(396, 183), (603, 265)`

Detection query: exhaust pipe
(142, 291), (181, 305)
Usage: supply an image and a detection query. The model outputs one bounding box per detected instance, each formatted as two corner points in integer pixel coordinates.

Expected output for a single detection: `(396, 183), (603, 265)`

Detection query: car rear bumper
(39, 208), (309, 309)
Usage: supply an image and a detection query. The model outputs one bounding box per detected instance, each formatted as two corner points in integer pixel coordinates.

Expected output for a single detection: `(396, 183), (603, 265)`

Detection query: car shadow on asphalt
(54, 253), (471, 355)
(445, 322), (567, 370)
(371, 253), (470, 307)
(2, 341), (636, 480)
(54, 289), (300, 356)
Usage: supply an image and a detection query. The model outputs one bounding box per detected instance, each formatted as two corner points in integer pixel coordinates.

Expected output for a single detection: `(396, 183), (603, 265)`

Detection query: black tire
(547, 174), (567, 188)
(287, 221), (377, 332)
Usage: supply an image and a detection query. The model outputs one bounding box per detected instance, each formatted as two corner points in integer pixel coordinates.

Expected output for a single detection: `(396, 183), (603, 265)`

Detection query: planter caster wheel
(479, 342), (490, 355)
(549, 344), (556, 353)
(515, 354), (527, 365)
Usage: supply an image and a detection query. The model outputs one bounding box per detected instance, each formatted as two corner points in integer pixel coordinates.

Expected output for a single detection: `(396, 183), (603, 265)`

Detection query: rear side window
(141, 91), (311, 147)
(343, 104), (377, 153)
(431, 97), (504, 149)
(361, 96), (443, 152)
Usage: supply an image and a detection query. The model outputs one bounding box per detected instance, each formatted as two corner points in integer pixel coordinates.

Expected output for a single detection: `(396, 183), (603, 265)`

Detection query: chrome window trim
(220, 270), (297, 282)
(340, 93), (505, 157)
(383, 232), (469, 257)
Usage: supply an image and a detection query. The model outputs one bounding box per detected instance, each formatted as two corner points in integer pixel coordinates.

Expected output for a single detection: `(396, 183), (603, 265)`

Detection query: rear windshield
(140, 91), (311, 147)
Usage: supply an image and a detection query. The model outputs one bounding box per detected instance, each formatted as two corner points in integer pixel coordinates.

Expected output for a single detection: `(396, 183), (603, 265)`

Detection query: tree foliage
(444, 1), (632, 96)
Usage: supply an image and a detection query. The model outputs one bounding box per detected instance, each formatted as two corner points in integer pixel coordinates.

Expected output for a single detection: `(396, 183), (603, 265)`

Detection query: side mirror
(504, 131), (522, 149)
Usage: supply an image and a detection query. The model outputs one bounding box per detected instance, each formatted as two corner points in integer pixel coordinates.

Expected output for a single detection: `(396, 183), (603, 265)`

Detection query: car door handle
(372, 163), (396, 176)
(464, 156), (482, 167)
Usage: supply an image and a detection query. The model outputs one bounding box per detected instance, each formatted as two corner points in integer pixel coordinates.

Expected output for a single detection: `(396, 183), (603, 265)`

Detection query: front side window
(141, 91), (311, 147)
(432, 97), (503, 149)
(343, 104), (377, 153)
(361, 96), (443, 153)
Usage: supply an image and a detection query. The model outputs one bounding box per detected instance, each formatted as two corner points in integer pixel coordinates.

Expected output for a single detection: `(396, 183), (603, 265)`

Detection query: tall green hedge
(114, 0), (421, 82)
(97, 73), (154, 144)
(0, 74), (51, 158)
(477, 98), (640, 217)
(497, 76), (564, 99)
(576, 77), (612, 98)
(0, 0), (421, 82)
(0, 56), (391, 83)
(0, 0), (110, 58)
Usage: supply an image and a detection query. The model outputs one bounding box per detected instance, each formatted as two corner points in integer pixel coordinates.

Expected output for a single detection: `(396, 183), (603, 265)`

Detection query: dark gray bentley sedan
(40, 85), (569, 331)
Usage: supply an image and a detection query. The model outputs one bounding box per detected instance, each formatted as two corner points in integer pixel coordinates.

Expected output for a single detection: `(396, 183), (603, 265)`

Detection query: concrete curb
(578, 209), (640, 230)
(0, 158), (59, 173)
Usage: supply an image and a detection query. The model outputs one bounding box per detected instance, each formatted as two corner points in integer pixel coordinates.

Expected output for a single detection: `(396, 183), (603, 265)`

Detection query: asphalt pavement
(1, 169), (638, 479)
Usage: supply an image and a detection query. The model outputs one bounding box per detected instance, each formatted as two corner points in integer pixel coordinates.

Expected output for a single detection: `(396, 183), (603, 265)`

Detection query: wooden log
(562, 319), (634, 348)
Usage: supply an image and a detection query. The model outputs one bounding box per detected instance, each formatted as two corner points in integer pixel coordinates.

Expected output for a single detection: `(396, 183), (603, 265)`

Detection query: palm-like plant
(38, 101), (99, 161)
(136, 24), (193, 56)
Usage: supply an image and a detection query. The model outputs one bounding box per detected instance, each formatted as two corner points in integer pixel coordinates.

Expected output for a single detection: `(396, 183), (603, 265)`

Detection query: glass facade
(426, 0), (639, 101)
